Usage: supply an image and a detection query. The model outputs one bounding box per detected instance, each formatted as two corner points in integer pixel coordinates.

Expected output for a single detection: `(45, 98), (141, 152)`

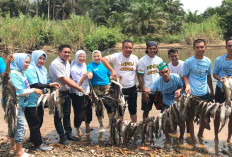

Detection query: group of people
(1, 37), (232, 157)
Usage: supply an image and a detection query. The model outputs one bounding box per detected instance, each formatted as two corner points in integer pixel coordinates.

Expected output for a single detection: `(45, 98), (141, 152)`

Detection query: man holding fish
(183, 39), (214, 143)
(101, 40), (139, 123)
(137, 41), (163, 120)
(145, 62), (185, 140)
(49, 44), (85, 145)
(213, 37), (232, 143)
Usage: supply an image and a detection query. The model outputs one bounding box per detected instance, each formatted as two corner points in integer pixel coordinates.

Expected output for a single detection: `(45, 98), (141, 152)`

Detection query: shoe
(36, 144), (53, 151)
(99, 127), (105, 132)
(66, 134), (80, 141)
(59, 138), (70, 145)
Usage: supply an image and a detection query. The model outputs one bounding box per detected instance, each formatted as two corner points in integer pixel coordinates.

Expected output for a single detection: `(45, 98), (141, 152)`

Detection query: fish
(2, 73), (18, 134)
(158, 113), (163, 139)
(122, 121), (131, 144)
(110, 117), (118, 144)
(147, 121), (155, 145)
(172, 102), (179, 124)
(227, 77), (232, 90)
(222, 78), (232, 107)
(37, 94), (44, 107)
(218, 103), (226, 132)
(181, 94), (191, 121)
(210, 103), (221, 118)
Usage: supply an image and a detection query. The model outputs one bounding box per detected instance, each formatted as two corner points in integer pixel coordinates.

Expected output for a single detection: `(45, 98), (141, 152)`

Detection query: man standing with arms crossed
(183, 39), (214, 144)
(101, 40), (139, 122)
(49, 44), (85, 145)
(137, 41), (163, 120)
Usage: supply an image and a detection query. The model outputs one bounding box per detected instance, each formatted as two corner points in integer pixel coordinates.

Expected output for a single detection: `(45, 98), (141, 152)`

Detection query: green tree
(122, 0), (168, 35)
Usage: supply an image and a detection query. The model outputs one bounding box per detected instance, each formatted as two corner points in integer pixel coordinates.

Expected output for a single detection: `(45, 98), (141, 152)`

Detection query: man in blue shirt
(145, 62), (185, 140)
(213, 37), (232, 143)
(183, 39), (214, 144)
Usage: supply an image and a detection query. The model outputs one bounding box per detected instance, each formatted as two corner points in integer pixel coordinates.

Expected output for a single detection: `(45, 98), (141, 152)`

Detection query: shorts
(142, 91), (163, 112)
(161, 104), (170, 113)
(93, 85), (109, 95)
(122, 86), (137, 115)
(93, 85), (112, 116)
(197, 93), (210, 102)
(215, 85), (225, 103)
(141, 94), (156, 112)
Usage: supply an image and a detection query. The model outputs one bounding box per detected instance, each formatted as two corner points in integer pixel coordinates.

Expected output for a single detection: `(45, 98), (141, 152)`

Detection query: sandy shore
(0, 90), (231, 156)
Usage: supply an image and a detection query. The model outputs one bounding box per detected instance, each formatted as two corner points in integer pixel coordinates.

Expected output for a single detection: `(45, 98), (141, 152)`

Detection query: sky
(179, 0), (223, 14)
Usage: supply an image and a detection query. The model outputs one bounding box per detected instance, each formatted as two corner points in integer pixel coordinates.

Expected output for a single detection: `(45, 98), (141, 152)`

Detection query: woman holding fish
(24, 50), (60, 151)
(70, 50), (92, 137)
(213, 37), (232, 143)
(9, 53), (43, 157)
(87, 50), (113, 131)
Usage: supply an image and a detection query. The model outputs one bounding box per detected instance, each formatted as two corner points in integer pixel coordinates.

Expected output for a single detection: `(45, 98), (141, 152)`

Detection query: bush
(180, 15), (223, 45)
(0, 14), (47, 51)
(84, 26), (122, 51)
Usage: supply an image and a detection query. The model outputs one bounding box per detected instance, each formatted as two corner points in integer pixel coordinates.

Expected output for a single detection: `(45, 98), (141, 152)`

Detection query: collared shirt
(49, 56), (70, 91)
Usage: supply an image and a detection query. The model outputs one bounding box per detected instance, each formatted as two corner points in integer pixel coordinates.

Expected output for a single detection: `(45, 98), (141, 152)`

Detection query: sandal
(20, 152), (34, 157)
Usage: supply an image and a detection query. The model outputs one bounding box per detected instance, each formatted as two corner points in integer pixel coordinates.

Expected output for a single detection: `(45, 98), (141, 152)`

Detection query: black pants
(70, 94), (92, 128)
(24, 107), (43, 147)
(54, 92), (72, 139)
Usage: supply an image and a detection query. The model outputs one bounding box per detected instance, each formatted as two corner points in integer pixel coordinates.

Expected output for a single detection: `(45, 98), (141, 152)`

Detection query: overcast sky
(179, 0), (223, 14)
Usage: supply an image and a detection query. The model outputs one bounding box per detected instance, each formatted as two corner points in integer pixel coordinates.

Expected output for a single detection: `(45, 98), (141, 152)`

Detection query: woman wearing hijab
(87, 50), (113, 132)
(10, 53), (42, 157)
(70, 50), (92, 137)
(24, 50), (59, 151)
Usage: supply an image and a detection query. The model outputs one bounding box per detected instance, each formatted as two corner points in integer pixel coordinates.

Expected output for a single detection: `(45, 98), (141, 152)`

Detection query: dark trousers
(54, 92), (72, 139)
(70, 94), (92, 128)
(37, 104), (44, 128)
(24, 107), (43, 147)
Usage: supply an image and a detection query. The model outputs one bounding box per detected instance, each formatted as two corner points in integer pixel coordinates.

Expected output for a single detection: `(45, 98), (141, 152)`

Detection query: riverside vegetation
(0, 0), (231, 53)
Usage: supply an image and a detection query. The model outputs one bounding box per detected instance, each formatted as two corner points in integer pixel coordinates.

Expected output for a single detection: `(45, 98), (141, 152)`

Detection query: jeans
(15, 108), (26, 143)
(54, 92), (72, 139)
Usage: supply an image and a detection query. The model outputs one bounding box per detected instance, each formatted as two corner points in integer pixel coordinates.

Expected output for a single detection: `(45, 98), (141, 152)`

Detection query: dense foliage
(0, 0), (231, 51)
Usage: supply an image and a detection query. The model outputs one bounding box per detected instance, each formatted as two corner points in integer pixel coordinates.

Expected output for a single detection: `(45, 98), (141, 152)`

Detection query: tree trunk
(48, 0), (50, 20)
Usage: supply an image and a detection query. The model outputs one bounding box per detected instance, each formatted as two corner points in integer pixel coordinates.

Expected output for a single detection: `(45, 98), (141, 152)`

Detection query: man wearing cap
(137, 41), (163, 120)
(101, 40), (139, 122)
(145, 62), (185, 140)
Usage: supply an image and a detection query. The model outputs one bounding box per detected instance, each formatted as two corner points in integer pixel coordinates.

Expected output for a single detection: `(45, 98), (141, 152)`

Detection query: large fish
(2, 73), (18, 134)
(222, 78), (232, 106)
(218, 103), (226, 132)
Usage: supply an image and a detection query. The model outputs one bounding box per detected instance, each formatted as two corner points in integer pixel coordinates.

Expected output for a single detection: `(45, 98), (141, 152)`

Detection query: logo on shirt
(121, 62), (134, 66)
(120, 67), (134, 71)
(147, 64), (158, 70)
(147, 70), (158, 75)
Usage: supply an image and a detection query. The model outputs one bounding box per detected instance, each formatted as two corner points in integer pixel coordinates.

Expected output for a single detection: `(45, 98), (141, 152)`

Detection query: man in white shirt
(49, 44), (84, 145)
(101, 40), (139, 122)
(137, 41), (163, 120)
(168, 48), (184, 78)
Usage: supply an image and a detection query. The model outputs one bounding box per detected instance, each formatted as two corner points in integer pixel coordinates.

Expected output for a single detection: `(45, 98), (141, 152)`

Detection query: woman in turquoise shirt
(24, 50), (59, 151)
(10, 53), (42, 157)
